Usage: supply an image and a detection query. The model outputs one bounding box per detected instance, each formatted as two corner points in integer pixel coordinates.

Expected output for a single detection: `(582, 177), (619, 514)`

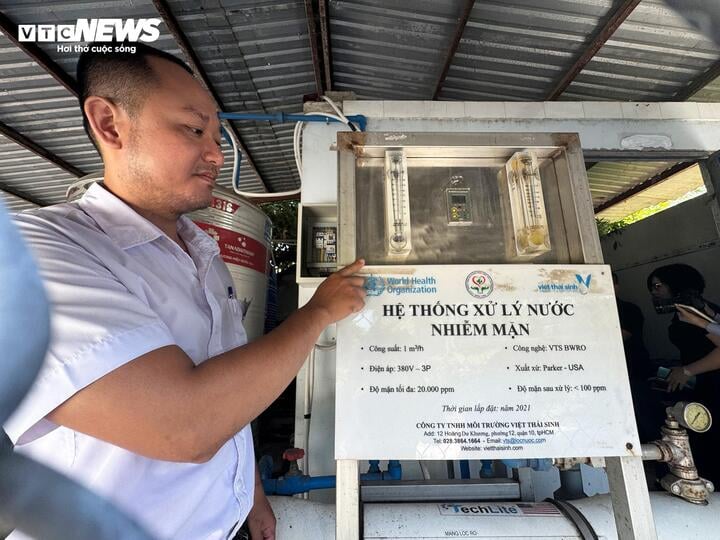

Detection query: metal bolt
(672, 485), (681, 494)
(626, 442), (633, 450)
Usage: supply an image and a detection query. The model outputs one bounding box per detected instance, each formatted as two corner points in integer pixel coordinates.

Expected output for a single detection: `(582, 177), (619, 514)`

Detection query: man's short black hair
(76, 42), (193, 151)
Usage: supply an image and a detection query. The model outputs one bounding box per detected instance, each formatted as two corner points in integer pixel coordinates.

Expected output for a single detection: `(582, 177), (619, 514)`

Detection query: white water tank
(269, 493), (719, 539)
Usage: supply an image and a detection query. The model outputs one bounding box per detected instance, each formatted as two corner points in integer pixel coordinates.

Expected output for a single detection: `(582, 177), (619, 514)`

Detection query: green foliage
(260, 200), (298, 242)
(595, 218), (628, 238)
(260, 200), (298, 276)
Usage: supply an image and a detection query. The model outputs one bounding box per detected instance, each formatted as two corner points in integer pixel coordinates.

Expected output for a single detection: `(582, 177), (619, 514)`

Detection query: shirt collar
(78, 182), (218, 257)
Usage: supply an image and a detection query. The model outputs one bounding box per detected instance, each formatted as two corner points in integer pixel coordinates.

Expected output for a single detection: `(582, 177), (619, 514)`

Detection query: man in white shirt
(4, 43), (365, 540)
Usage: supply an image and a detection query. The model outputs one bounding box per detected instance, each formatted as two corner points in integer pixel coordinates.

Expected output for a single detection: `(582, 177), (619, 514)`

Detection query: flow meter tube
(384, 150), (412, 256)
(506, 151), (551, 256)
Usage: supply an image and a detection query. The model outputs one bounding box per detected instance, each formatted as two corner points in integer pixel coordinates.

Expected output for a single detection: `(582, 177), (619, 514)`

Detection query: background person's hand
(304, 259), (366, 325)
(676, 305), (710, 329)
(667, 366), (691, 392)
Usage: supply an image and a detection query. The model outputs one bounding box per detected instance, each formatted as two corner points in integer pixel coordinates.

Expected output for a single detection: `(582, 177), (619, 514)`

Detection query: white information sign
(335, 265), (640, 460)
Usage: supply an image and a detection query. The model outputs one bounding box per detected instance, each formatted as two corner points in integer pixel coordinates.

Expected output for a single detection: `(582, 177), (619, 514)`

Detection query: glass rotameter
(338, 132), (591, 267)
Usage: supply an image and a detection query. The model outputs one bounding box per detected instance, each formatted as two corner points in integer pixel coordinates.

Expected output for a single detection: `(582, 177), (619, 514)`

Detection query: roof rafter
(0, 12), (79, 97)
(304, 0), (325, 96)
(0, 119), (86, 178)
(151, 0), (270, 193)
(319, 0), (333, 92)
(546, 0), (642, 101)
(673, 58), (720, 101)
(432, 0), (475, 100)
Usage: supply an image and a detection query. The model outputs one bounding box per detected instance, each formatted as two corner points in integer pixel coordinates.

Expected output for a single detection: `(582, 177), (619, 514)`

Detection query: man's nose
(203, 138), (224, 167)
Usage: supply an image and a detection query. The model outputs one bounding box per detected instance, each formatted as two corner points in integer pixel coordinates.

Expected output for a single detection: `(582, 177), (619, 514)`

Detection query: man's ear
(84, 96), (126, 151)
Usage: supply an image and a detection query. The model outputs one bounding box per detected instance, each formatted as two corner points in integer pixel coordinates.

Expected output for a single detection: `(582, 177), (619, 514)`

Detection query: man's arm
(47, 260), (366, 463)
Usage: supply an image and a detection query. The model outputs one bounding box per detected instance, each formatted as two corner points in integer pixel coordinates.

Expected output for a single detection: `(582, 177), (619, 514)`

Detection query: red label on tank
(209, 197), (238, 215)
(195, 221), (267, 274)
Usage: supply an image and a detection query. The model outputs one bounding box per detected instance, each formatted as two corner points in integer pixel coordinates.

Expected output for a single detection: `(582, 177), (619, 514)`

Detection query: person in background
(613, 272), (661, 443)
(667, 306), (720, 391)
(646, 263), (720, 485)
(613, 272), (651, 380)
(647, 264), (718, 365)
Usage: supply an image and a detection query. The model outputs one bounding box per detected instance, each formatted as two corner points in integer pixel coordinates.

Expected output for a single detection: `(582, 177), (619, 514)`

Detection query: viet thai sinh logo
(364, 275), (386, 297)
(465, 271), (493, 299)
(575, 273), (592, 295)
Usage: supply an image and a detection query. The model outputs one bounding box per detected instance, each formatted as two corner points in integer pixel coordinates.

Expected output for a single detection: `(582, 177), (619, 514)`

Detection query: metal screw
(672, 485), (681, 494)
(626, 442), (633, 450)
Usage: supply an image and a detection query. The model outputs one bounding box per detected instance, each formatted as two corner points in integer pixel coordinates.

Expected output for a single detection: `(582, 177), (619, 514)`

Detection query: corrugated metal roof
(0, 0), (268, 200)
(587, 160), (676, 208)
(0, 131), (79, 205)
(562, 0), (720, 100)
(168, 0), (312, 192)
(329, 0), (465, 99)
(595, 162), (705, 221)
(442, 0), (615, 101)
(0, 0), (718, 210)
(1, 188), (39, 212)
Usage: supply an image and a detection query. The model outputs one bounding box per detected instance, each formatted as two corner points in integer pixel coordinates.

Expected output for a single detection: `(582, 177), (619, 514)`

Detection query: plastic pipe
(218, 112), (367, 132)
(262, 460), (402, 496)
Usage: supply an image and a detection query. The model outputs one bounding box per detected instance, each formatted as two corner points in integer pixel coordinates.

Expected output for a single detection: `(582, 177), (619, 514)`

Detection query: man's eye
(187, 126), (203, 136)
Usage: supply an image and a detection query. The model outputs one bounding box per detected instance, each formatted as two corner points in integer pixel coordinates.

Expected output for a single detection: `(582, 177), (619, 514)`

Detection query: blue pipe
(218, 112), (367, 132)
(261, 460), (402, 496)
(459, 460), (471, 479)
(480, 460), (494, 478)
(262, 474), (336, 496)
(218, 112), (367, 192)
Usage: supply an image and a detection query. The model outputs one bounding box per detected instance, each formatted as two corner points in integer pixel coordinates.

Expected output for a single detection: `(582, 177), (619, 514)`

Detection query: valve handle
(283, 448), (305, 462)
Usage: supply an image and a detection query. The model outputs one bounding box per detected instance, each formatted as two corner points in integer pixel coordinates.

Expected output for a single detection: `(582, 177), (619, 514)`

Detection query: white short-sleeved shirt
(4, 183), (255, 540)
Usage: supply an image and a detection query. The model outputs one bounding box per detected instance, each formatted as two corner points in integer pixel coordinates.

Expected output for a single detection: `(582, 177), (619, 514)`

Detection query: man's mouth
(195, 172), (217, 186)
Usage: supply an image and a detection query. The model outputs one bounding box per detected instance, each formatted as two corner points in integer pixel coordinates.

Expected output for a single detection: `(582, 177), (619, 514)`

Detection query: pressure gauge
(671, 402), (712, 433)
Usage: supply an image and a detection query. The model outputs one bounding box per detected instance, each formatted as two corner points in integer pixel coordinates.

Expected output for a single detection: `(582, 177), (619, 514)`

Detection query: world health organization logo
(465, 271), (493, 299)
(364, 275), (386, 297)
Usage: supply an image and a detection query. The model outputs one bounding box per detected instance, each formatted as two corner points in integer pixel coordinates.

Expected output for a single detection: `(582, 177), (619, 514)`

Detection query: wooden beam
(546, 0), (642, 100)
(304, 0), (325, 96)
(152, 0), (270, 192)
(432, 0), (475, 100)
(594, 160), (695, 213)
(319, 0), (333, 92)
(0, 12), (78, 97)
(0, 120), (86, 178)
(673, 58), (720, 101)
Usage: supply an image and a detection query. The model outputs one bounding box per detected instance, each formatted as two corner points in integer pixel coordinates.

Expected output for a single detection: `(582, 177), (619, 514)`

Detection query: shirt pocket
(223, 298), (248, 348)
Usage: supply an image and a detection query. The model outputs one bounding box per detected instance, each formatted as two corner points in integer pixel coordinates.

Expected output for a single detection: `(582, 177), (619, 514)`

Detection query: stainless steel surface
(337, 131), (592, 266)
(361, 478), (520, 502)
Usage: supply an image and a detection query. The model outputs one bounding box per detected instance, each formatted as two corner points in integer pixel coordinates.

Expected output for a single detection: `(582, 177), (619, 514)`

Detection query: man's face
(123, 57), (224, 215)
